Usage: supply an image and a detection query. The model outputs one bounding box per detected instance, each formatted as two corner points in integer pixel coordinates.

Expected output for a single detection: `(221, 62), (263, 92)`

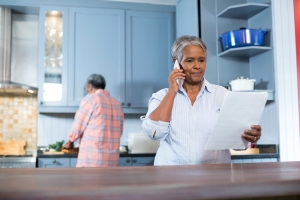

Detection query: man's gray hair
(86, 74), (106, 89)
(171, 35), (208, 62)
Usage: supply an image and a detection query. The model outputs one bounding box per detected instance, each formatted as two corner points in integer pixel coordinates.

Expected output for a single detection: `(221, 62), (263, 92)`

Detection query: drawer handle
(53, 160), (57, 163)
(127, 102), (131, 107)
(132, 158), (137, 163)
(126, 158), (130, 163)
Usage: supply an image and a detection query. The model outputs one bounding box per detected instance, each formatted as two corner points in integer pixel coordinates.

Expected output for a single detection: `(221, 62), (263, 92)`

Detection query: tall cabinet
(38, 6), (69, 107)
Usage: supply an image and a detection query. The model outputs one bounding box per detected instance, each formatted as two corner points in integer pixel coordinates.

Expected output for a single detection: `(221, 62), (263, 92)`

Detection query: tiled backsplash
(0, 94), (38, 151)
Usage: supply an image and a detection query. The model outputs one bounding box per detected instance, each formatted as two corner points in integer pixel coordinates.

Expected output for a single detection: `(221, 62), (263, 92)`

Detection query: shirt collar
(95, 89), (110, 95)
(178, 77), (213, 94)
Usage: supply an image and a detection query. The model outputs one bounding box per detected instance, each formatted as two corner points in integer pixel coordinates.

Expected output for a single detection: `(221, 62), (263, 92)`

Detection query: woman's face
(180, 45), (206, 85)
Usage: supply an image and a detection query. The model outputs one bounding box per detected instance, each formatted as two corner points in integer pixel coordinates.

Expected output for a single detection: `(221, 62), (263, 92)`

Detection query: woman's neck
(183, 82), (203, 105)
(183, 82), (203, 95)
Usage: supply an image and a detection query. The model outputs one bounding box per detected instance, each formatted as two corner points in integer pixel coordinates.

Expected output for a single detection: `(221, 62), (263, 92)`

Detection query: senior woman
(141, 35), (262, 166)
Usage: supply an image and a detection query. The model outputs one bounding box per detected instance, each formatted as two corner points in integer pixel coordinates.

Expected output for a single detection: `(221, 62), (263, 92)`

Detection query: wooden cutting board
(0, 134), (26, 156)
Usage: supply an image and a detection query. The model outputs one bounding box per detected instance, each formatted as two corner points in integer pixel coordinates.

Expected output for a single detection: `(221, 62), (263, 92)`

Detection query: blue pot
(219, 28), (268, 51)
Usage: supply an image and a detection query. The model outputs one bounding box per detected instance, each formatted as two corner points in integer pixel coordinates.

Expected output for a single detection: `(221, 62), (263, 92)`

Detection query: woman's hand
(168, 68), (185, 93)
(242, 125), (262, 143)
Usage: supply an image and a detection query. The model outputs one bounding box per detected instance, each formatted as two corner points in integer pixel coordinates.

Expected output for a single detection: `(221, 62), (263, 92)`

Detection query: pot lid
(229, 76), (256, 83)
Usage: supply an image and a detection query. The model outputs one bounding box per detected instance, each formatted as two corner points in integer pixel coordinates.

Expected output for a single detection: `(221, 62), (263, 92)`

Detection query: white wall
(272, 0), (300, 161)
(37, 113), (144, 147)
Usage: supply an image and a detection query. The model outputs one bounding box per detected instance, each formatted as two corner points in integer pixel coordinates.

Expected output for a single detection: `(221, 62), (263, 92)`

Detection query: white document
(204, 91), (268, 150)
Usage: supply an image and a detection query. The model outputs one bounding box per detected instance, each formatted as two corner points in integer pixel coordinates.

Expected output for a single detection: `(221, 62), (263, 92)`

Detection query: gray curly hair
(171, 35), (208, 62)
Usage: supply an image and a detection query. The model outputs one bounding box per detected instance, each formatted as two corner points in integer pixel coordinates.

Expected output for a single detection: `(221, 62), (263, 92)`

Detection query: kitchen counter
(0, 161), (300, 199)
(37, 152), (157, 158)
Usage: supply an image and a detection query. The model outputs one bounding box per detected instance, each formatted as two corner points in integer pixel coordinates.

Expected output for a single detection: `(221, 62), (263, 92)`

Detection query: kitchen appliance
(219, 28), (268, 51)
(229, 76), (256, 91)
(127, 133), (159, 153)
(0, 7), (38, 94)
(0, 155), (36, 168)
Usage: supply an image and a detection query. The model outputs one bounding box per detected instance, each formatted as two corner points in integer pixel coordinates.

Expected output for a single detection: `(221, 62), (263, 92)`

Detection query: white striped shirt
(141, 78), (232, 165)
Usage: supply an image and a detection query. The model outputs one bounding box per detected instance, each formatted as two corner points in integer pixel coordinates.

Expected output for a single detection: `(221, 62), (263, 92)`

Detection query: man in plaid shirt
(63, 74), (124, 167)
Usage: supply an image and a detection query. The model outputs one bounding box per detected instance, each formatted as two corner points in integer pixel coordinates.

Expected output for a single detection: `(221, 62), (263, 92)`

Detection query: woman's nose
(193, 62), (201, 69)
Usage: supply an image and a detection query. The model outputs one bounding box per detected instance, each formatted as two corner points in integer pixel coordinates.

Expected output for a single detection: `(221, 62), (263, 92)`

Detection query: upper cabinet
(67, 8), (126, 107)
(36, 2), (176, 113)
(125, 11), (175, 108)
(176, 0), (199, 37)
(68, 8), (175, 113)
(38, 6), (69, 107)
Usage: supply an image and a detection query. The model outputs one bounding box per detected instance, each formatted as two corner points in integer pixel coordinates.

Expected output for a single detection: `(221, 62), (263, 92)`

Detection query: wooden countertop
(0, 161), (300, 200)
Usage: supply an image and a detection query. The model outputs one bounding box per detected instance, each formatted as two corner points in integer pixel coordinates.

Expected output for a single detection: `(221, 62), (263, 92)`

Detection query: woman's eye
(199, 59), (205, 63)
(186, 59), (193, 63)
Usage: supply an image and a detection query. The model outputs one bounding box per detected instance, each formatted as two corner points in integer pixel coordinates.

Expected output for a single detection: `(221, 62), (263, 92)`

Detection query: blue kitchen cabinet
(118, 156), (155, 166)
(118, 157), (132, 166)
(38, 6), (69, 107)
(67, 8), (175, 113)
(125, 10), (175, 109)
(38, 158), (70, 168)
(32, 2), (175, 113)
(130, 157), (155, 166)
(176, 0), (199, 37)
(67, 7), (126, 108)
(70, 158), (77, 167)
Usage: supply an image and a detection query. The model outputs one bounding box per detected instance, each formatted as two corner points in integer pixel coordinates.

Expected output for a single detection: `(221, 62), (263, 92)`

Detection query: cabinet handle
(40, 101), (43, 105)
(132, 158), (137, 163)
(121, 102), (125, 106)
(127, 102), (131, 107)
(52, 160), (56, 163)
(126, 158), (130, 163)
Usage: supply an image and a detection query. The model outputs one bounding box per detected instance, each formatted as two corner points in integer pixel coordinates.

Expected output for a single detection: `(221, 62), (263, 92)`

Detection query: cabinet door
(131, 157), (155, 166)
(38, 158), (70, 168)
(176, 0), (199, 37)
(125, 11), (175, 108)
(70, 158), (77, 167)
(68, 8), (125, 106)
(118, 157), (132, 166)
(38, 6), (69, 106)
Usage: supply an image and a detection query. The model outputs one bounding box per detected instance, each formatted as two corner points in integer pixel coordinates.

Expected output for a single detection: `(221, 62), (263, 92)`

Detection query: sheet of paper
(204, 91), (268, 150)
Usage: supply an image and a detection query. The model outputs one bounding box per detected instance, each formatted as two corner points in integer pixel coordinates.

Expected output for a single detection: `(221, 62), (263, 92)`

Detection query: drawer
(38, 158), (70, 168)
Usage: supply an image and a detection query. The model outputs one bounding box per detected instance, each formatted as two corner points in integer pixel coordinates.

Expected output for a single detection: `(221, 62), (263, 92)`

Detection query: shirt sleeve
(141, 90), (170, 141)
(68, 97), (93, 142)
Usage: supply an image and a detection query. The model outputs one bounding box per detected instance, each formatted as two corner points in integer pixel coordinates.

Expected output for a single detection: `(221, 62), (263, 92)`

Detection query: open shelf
(230, 90), (274, 101)
(218, 3), (270, 19)
(218, 46), (272, 58)
(255, 90), (274, 101)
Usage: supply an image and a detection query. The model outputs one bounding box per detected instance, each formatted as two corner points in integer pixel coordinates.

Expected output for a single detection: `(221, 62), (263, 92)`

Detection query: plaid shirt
(68, 89), (124, 167)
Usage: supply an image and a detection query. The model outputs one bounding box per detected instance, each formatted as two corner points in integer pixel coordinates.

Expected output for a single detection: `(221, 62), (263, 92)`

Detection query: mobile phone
(173, 60), (183, 88)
